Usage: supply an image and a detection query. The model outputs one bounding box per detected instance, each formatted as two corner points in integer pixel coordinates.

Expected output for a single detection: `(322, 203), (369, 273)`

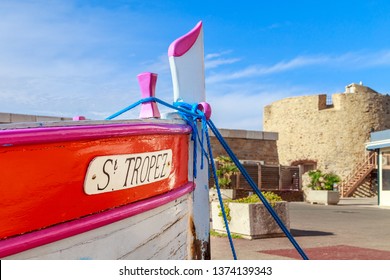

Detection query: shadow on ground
(290, 228), (334, 237)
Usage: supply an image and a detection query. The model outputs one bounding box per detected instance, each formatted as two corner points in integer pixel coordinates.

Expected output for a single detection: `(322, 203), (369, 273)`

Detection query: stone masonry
(263, 83), (390, 179)
(209, 128), (279, 165)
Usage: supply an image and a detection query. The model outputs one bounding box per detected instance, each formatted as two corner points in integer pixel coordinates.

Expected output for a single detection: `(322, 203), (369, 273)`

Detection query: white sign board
(84, 149), (173, 195)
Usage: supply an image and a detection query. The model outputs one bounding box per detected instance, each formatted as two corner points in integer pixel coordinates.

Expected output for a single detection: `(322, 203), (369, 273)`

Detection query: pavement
(210, 197), (390, 260)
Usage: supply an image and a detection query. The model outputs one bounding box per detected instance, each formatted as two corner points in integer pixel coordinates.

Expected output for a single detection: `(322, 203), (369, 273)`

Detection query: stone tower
(263, 83), (390, 179)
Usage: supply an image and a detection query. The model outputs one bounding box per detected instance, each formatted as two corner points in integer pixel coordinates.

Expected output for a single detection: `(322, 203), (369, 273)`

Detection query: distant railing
(232, 163), (300, 191)
(326, 95), (333, 106)
(338, 152), (377, 197)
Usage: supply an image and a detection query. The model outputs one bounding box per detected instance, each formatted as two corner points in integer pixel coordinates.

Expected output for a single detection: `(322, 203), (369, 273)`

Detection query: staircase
(338, 152), (377, 197)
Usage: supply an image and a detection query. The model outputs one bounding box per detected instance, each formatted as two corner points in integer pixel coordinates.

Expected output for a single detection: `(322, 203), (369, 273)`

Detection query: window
(290, 160), (317, 174)
(382, 152), (390, 191)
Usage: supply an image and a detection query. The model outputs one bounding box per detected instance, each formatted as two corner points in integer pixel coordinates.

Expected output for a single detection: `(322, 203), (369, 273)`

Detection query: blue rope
(106, 97), (201, 120)
(207, 119), (309, 260)
(204, 118), (238, 260)
(106, 97), (308, 260)
(107, 97), (199, 177)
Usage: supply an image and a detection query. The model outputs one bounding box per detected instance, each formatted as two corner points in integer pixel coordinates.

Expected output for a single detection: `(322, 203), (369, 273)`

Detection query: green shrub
(210, 229), (243, 239)
(307, 170), (340, 190)
(214, 156), (239, 189)
(233, 192), (283, 206)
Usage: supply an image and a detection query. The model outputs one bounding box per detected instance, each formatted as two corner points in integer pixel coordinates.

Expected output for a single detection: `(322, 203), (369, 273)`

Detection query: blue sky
(1, 0), (390, 130)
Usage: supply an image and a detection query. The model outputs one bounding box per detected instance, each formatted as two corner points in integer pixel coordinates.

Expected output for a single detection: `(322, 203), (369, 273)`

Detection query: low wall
(0, 112), (71, 123)
(209, 128), (279, 165)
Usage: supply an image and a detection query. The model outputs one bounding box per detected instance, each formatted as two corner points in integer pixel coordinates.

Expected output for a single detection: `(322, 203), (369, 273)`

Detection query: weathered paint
(0, 123), (190, 239)
(189, 124), (211, 259)
(188, 213), (211, 260)
(3, 184), (194, 259)
(168, 21), (210, 259)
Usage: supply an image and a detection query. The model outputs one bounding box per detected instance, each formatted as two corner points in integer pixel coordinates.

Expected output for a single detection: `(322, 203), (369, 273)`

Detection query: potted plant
(209, 156), (239, 201)
(211, 191), (290, 239)
(304, 169), (340, 205)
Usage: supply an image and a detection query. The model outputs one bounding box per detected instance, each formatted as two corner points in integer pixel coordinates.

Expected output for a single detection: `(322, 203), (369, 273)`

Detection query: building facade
(263, 83), (390, 184)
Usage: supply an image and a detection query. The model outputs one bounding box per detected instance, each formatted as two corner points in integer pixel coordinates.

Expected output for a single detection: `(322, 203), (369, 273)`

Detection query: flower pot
(211, 201), (290, 239)
(305, 190), (340, 205)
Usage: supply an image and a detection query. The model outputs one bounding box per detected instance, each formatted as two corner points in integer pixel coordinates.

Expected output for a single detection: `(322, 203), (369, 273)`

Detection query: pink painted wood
(0, 122), (191, 147)
(168, 21), (202, 57)
(197, 102), (212, 120)
(73, 116), (86, 121)
(138, 72), (161, 119)
(0, 182), (195, 258)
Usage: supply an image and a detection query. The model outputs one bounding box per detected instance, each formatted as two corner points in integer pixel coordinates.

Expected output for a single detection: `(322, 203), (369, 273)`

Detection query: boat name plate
(84, 149), (173, 194)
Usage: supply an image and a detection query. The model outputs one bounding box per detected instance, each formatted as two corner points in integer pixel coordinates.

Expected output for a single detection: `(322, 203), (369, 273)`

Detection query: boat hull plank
(4, 192), (193, 260)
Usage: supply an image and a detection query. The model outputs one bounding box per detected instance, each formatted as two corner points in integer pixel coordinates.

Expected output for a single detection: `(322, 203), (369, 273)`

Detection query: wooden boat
(0, 21), (210, 260)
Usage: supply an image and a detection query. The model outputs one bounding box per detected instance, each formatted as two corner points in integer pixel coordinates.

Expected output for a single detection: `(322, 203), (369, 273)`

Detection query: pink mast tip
(168, 21), (203, 57)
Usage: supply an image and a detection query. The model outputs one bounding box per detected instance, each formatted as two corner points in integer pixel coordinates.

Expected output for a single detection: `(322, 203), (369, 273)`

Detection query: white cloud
(353, 50), (390, 67)
(206, 55), (330, 84)
(262, 21), (292, 30)
(205, 51), (233, 59)
(205, 51), (241, 69)
(205, 57), (241, 69)
(206, 50), (390, 85)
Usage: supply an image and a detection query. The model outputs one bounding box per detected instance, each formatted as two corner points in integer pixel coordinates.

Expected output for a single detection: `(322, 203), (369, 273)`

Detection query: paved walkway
(211, 197), (390, 260)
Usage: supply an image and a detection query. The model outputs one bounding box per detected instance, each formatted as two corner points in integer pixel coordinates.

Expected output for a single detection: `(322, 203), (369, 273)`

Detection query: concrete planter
(305, 190), (340, 205)
(209, 188), (236, 202)
(211, 201), (290, 239)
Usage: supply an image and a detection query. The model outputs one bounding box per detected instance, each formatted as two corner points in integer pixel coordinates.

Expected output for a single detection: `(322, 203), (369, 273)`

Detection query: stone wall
(209, 128), (279, 165)
(263, 83), (390, 179)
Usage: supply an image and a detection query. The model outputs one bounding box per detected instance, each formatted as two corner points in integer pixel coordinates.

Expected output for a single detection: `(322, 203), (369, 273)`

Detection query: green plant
(217, 200), (231, 223)
(214, 156), (239, 189)
(307, 170), (340, 190)
(210, 229), (242, 239)
(234, 192), (283, 207)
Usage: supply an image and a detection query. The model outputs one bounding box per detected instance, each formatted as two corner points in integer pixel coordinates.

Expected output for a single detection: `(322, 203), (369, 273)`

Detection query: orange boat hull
(0, 122), (190, 239)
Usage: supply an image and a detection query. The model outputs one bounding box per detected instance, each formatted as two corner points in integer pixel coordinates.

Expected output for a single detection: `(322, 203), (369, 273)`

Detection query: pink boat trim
(0, 182), (195, 258)
(0, 122), (192, 147)
(138, 72), (161, 119)
(168, 21), (202, 57)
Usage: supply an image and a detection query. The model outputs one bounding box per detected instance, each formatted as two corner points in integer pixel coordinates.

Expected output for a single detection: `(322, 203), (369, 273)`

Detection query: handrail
(339, 152), (377, 197)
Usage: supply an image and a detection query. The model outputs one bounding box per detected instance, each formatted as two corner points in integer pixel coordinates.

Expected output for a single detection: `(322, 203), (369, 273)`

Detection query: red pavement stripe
(260, 245), (390, 260)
